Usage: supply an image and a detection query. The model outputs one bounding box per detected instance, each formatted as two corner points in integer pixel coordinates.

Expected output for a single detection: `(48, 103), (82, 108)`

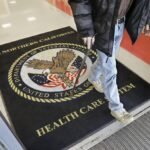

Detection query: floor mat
(0, 27), (149, 150)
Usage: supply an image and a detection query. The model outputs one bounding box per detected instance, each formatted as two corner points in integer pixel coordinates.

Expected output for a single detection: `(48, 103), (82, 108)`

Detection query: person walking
(69, 0), (150, 124)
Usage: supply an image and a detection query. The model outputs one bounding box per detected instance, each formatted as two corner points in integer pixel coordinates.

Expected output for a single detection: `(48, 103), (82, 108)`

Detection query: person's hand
(142, 24), (150, 36)
(82, 36), (95, 49)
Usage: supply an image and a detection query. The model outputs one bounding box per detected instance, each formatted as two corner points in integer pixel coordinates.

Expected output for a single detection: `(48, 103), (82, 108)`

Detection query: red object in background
(48, 0), (150, 64)
(48, 0), (72, 15)
(121, 31), (150, 64)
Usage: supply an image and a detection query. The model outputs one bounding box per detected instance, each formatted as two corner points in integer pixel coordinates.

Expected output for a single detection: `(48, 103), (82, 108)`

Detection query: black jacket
(69, 0), (150, 56)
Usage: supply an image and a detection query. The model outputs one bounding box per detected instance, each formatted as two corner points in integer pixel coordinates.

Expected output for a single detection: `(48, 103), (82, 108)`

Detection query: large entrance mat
(0, 27), (149, 150)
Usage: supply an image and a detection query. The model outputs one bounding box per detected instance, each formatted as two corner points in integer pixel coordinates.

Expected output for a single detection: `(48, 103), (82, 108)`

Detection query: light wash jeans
(88, 20), (125, 112)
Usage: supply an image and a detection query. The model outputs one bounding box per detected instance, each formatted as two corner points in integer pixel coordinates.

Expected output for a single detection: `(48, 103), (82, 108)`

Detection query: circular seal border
(8, 43), (97, 103)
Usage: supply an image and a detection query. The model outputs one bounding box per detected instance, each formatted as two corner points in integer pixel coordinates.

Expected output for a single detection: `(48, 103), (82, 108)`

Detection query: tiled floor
(0, 0), (149, 124)
(0, 0), (76, 45)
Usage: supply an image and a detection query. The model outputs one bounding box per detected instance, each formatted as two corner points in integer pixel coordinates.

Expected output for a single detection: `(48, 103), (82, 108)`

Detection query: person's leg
(88, 21), (124, 86)
(101, 22), (125, 112)
(91, 21), (125, 111)
(88, 52), (103, 82)
(89, 19), (134, 123)
(88, 49), (104, 93)
(98, 51), (123, 111)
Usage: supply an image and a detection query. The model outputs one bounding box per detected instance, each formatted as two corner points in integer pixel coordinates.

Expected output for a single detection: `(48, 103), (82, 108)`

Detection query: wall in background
(48, 0), (72, 15)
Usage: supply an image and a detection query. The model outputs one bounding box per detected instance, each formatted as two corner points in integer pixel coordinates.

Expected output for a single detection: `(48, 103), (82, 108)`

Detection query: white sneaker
(88, 79), (104, 93)
(111, 109), (134, 124)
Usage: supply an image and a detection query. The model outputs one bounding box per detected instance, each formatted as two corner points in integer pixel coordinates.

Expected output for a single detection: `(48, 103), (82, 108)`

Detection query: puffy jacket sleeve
(68, 0), (95, 37)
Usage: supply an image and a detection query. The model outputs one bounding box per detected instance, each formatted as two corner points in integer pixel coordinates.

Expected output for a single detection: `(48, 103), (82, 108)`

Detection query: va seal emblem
(8, 43), (97, 103)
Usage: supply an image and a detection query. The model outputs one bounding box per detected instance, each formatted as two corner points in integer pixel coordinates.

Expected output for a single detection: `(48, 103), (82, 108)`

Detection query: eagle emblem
(25, 49), (87, 89)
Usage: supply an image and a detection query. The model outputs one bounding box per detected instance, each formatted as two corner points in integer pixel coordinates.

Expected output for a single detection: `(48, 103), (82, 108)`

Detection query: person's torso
(91, 0), (121, 35)
(91, 0), (133, 18)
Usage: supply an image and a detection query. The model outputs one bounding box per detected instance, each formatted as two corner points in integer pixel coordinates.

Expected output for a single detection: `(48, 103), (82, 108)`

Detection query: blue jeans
(89, 21), (125, 112)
